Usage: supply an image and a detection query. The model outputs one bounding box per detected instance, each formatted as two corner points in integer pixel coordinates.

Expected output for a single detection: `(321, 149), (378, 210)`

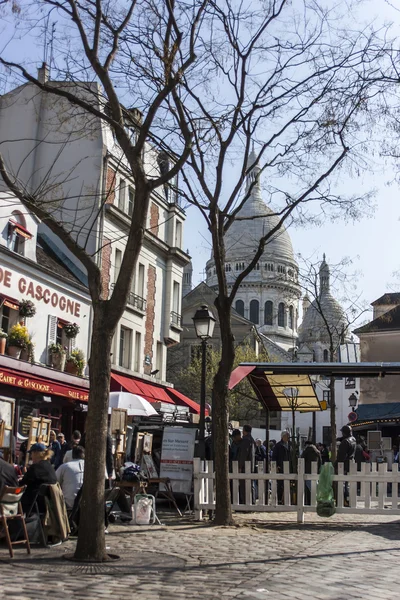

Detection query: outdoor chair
(0, 485), (31, 558)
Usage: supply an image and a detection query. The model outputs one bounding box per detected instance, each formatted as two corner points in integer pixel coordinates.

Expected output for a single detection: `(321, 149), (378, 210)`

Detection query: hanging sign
(348, 411), (358, 423)
(159, 427), (196, 494)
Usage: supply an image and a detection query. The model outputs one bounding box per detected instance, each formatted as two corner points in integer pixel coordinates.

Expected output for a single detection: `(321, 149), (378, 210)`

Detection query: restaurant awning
(110, 372), (175, 405)
(166, 387), (202, 415)
(353, 402), (400, 427)
(0, 365), (89, 402)
(229, 366), (320, 412)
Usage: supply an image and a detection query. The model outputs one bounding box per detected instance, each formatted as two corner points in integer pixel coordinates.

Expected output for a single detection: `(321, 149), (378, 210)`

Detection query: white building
(0, 192), (91, 440)
(0, 66), (190, 398)
(205, 148), (301, 355)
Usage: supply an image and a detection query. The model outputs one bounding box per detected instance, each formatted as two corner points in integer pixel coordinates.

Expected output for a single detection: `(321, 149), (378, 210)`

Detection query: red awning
(166, 387), (202, 415)
(0, 295), (20, 311)
(229, 365), (256, 390)
(9, 219), (33, 240)
(110, 372), (175, 404)
(0, 366), (89, 402)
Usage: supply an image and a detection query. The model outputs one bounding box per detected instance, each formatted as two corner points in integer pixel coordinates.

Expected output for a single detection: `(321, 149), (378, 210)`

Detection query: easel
(25, 417), (52, 465)
(111, 408), (127, 472)
(0, 396), (14, 463)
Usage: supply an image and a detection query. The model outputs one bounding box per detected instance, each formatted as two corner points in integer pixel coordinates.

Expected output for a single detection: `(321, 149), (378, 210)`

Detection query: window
(138, 263), (145, 298)
(264, 263), (274, 272)
(225, 263), (232, 272)
(172, 281), (180, 314)
(235, 262), (245, 271)
(119, 326), (132, 368)
(323, 390), (331, 406)
(0, 305), (10, 333)
(255, 263), (260, 270)
(175, 221), (182, 248)
(134, 332), (141, 372)
(264, 301), (273, 325)
(235, 299), (244, 317)
(118, 179), (126, 211)
(323, 349), (329, 362)
(156, 342), (163, 376)
(114, 249), (122, 283)
(312, 350), (316, 362)
(128, 186), (134, 217)
(288, 306), (294, 329)
(249, 299), (259, 324)
(277, 265), (285, 275)
(322, 426), (332, 447)
(278, 302), (285, 327)
(287, 268), (294, 278)
(8, 212), (29, 256)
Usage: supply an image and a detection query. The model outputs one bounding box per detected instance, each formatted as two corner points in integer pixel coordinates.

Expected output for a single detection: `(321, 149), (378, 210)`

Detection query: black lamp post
(348, 392), (358, 410)
(192, 304), (216, 460)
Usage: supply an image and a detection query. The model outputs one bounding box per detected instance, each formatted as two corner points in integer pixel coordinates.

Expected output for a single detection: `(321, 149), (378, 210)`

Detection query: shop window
(278, 302), (285, 327)
(264, 301), (273, 325)
(235, 299), (244, 317)
(249, 299), (259, 324)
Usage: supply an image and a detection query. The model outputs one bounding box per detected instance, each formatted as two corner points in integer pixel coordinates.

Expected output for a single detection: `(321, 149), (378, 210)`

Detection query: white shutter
(46, 315), (58, 365)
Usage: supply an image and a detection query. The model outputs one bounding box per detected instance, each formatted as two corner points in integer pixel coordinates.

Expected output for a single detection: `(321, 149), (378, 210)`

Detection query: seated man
(0, 455), (18, 495)
(56, 445), (85, 510)
(20, 443), (57, 514)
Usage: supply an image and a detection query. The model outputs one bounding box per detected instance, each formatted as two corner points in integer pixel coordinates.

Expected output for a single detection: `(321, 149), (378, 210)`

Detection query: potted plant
(63, 322), (80, 339)
(7, 323), (30, 359)
(0, 329), (7, 355)
(65, 348), (85, 377)
(19, 299), (36, 320)
(48, 343), (67, 370)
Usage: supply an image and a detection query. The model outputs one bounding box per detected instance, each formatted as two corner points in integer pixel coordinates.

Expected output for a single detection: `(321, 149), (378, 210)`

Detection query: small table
(114, 478), (182, 517)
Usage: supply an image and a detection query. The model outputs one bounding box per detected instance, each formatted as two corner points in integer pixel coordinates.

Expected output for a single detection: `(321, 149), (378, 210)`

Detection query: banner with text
(159, 427), (196, 494)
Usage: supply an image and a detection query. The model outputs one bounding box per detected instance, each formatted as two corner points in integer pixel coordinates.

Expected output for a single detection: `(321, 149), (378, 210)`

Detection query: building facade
(0, 192), (92, 444)
(0, 67), (189, 391)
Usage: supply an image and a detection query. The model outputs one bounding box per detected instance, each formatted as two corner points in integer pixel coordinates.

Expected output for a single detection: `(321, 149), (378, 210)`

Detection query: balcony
(170, 311), (182, 329)
(110, 283), (146, 313)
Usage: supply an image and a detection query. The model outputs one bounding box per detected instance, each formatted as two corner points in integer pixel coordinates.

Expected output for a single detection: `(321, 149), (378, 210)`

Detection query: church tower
(205, 145), (301, 352)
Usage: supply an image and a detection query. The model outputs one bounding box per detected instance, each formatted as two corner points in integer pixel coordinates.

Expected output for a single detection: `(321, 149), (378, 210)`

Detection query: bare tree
(167, 1), (395, 524)
(298, 255), (369, 461)
(0, 0), (208, 561)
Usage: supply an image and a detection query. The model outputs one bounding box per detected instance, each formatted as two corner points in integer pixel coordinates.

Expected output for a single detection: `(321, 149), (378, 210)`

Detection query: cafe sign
(0, 368), (89, 402)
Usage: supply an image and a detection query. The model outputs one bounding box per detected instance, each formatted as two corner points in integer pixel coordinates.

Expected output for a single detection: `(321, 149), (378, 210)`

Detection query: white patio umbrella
(108, 391), (158, 417)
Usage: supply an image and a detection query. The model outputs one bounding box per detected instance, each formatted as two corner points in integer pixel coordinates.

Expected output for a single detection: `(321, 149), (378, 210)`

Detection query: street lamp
(348, 392), (358, 409)
(193, 305), (216, 459)
(283, 387), (299, 473)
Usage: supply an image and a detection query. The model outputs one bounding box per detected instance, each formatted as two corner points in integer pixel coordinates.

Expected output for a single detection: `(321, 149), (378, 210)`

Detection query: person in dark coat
(20, 443), (57, 513)
(0, 456), (18, 495)
(229, 429), (242, 466)
(320, 444), (330, 464)
(57, 433), (69, 459)
(238, 425), (255, 473)
(302, 441), (321, 505)
(335, 425), (356, 504)
(354, 436), (369, 470)
(271, 431), (291, 504)
(48, 430), (63, 469)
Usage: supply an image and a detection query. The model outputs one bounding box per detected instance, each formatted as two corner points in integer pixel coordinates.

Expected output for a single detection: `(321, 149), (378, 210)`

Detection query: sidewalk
(1, 512), (400, 600)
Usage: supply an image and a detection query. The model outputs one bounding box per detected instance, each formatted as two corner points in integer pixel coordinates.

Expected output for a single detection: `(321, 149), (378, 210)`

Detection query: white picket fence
(193, 458), (400, 522)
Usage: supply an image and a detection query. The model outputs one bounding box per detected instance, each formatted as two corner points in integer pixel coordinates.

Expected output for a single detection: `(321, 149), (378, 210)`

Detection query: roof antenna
(48, 22), (56, 80)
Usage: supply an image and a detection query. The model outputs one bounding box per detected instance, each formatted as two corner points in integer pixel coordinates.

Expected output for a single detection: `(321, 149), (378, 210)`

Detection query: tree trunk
(74, 304), (113, 562)
(213, 296), (235, 526)
(329, 375), (337, 463)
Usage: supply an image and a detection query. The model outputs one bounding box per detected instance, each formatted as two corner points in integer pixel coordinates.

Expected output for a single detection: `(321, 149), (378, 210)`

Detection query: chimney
(37, 62), (49, 84)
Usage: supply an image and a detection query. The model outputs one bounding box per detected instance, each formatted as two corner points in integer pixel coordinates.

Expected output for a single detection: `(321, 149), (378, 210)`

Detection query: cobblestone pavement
(1, 511), (400, 600)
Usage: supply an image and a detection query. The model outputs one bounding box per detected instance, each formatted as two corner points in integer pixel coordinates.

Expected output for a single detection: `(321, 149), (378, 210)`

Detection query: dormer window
(8, 212), (32, 256)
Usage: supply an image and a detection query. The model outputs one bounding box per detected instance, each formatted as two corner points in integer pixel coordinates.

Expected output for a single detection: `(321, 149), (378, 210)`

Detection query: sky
(1, 0), (400, 321)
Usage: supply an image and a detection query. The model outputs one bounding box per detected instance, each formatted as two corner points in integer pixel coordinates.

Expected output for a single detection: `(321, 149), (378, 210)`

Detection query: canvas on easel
(0, 397), (14, 461)
(111, 408), (128, 470)
(25, 416), (52, 464)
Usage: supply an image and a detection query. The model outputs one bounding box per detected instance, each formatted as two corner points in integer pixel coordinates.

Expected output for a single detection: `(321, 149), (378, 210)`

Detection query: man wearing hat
(20, 442), (57, 513)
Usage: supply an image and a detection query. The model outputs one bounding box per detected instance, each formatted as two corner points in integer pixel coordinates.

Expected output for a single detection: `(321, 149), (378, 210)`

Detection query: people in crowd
(355, 436), (370, 470)
(302, 441), (321, 505)
(20, 443), (57, 513)
(238, 425), (256, 473)
(0, 455), (18, 495)
(63, 430), (82, 463)
(56, 445), (85, 510)
(268, 440), (276, 462)
(57, 433), (69, 459)
(319, 443), (330, 464)
(335, 425), (356, 505)
(255, 439), (267, 464)
(229, 429), (242, 465)
(272, 431), (291, 504)
(48, 430), (63, 469)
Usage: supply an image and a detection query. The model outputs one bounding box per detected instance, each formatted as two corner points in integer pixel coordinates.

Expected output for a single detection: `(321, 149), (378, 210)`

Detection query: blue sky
(1, 1), (399, 317)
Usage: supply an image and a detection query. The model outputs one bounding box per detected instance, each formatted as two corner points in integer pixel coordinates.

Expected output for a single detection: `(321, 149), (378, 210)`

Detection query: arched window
(235, 299), (244, 317)
(278, 302), (285, 327)
(323, 349), (329, 362)
(249, 299), (259, 324)
(288, 306), (294, 329)
(8, 210), (28, 256)
(264, 301), (273, 325)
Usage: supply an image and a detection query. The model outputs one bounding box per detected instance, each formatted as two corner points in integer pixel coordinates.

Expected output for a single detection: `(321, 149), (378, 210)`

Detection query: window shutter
(46, 315), (58, 365)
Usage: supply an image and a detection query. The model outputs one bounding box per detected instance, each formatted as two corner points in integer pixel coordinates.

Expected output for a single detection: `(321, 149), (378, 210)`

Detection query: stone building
(205, 148), (301, 354)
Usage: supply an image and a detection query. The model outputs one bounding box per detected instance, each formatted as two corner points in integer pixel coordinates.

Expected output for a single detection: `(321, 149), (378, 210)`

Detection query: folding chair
(0, 485), (31, 558)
